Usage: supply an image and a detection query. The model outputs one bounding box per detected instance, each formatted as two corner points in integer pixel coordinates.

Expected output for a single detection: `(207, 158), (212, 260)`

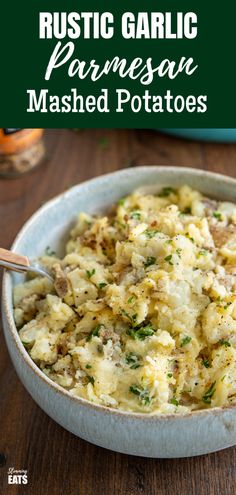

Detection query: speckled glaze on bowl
(2, 166), (236, 458)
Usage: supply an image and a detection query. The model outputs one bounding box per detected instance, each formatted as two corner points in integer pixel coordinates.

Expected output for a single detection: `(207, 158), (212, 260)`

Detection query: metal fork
(0, 247), (53, 282)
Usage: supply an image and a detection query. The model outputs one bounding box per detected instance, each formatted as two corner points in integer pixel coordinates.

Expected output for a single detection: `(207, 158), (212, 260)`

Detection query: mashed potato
(14, 185), (236, 414)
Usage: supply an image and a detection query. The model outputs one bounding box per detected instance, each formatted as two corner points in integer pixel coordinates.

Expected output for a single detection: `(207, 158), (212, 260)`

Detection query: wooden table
(1, 128), (236, 495)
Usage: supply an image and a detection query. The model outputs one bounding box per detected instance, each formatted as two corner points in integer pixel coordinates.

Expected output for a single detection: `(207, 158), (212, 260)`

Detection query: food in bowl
(13, 184), (236, 414)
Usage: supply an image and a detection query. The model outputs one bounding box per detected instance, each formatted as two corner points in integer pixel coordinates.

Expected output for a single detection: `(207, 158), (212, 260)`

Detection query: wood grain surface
(1, 128), (236, 495)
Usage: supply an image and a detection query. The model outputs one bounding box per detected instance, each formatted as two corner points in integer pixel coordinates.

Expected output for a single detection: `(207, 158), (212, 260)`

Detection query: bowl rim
(3, 165), (236, 421)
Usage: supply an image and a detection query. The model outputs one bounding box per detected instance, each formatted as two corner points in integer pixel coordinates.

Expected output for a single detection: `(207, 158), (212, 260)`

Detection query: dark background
(1, 128), (236, 494)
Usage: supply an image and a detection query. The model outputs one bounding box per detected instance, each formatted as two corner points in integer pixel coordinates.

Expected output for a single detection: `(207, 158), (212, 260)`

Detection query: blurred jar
(0, 129), (45, 178)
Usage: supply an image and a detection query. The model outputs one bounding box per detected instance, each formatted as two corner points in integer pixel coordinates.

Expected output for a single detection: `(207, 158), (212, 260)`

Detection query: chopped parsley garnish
(87, 375), (95, 385)
(218, 339), (231, 348)
(129, 385), (151, 405)
(121, 309), (137, 326)
(176, 248), (182, 257)
(164, 254), (173, 265)
(202, 359), (210, 368)
(45, 246), (56, 256)
(181, 336), (192, 347)
(213, 211), (222, 221)
(224, 302), (232, 310)
(118, 198), (125, 206)
(86, 324), (103, 341)
(183, 207), (191, 214)
(125, 353), (141, 369)
(98, 282), (107, 289)
(158, 187), (176, 198)
(145, 229), (159, 239)
(130, 210), (141, 220)
(167, 372), (173, 378)
(127, 323), (155, 341)
(86, 268), (96, 279)
(127, 296), (136, 304)
(202, 381), (216, 404)
(170, 397), (179, 406)
(84, 220), (92, 227)
(144, 256), (156, 268)
(198, 249), (208, 257)
(185, 233), (195, 243)
(131, 313), (138, 325)
(45, 365), (53, 371)
(85, 364), (92, 369)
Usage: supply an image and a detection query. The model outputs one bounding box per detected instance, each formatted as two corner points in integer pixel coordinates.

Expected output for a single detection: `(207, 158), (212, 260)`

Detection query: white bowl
(2, 166), (236, 458)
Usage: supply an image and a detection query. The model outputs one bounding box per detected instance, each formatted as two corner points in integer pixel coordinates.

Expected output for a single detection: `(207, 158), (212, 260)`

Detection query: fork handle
(0, 247), (30, 268)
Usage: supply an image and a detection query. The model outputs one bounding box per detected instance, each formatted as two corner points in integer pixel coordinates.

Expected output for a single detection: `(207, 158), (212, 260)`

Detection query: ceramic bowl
(158, 129), (236, 142)
(2, 166), (236, 458)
